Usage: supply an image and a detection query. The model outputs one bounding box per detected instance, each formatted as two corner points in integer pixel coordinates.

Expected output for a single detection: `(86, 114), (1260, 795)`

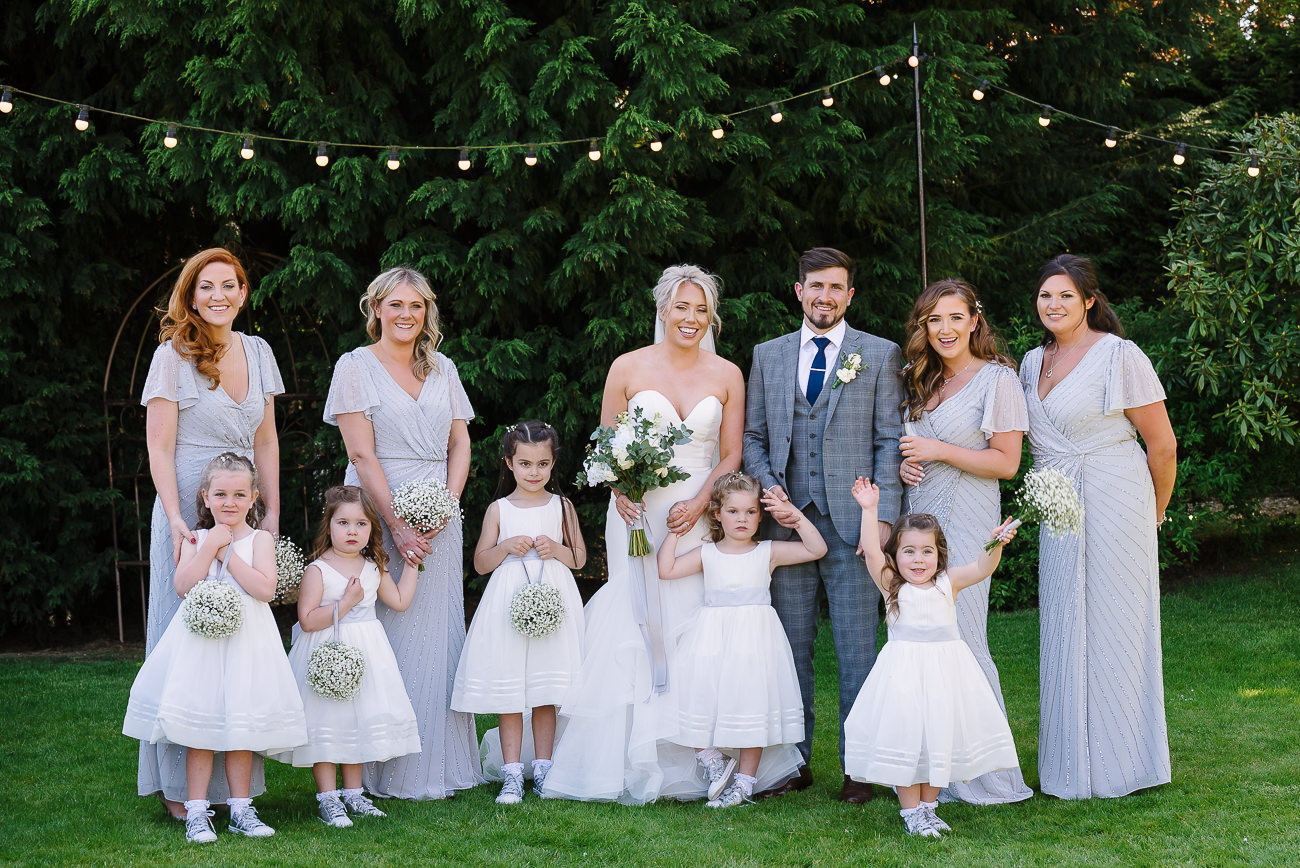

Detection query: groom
(743, 246), (903, 802)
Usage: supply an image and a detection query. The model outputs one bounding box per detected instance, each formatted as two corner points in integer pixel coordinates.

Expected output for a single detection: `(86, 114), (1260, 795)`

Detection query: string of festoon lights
(1, 48), (1293, 174)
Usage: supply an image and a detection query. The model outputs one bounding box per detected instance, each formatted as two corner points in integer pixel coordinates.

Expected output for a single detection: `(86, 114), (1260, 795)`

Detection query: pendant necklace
(939, 358), (975, 397)
(1045, 339), (1082, 379)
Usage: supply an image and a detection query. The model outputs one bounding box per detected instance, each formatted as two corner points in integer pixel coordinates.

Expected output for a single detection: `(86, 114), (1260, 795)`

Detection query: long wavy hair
(194, 452), (261, 529)
(902, 278), (1016, 421)
(493, 420), (579, 551)
(310, 485), (389, 575)
(879, 513), (948, 622)
(704, 471), (764, 543)
(158, 247), (249, 389)
(652, 264), (722, 341)
(361, 266), (443, 379)
(1035, 254), (1125, 345)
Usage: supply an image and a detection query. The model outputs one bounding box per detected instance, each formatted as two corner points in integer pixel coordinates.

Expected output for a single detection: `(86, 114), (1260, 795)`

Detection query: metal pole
(912, 22), (928, 288)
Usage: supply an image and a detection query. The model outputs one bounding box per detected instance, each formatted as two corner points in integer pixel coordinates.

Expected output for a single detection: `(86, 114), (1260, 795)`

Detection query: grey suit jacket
(743, 325), (904, 545)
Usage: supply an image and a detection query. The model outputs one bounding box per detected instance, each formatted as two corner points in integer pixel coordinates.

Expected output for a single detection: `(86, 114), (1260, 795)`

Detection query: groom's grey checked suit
(744, 323), (904, 766)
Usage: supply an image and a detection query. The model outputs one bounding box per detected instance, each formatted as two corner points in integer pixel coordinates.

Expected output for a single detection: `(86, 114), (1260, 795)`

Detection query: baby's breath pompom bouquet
(390, 480), (463, 570)
(183, 579), (244, 639)
(307, 641), (366, 702)
(509, 582), (565, 638)
(985, 467), (1085, 552)
(576, 407), (692, 556)
(273, 536), (306, 604)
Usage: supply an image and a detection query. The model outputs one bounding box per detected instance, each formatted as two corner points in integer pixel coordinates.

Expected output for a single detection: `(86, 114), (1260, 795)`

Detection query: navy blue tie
(806, 337), (831, 405)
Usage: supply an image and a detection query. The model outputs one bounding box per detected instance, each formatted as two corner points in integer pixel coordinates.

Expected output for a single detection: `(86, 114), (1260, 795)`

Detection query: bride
(531, 265), (801, 803)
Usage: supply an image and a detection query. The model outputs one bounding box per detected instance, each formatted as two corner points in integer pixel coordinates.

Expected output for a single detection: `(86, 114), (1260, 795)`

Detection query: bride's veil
(651, 265), (719, 354)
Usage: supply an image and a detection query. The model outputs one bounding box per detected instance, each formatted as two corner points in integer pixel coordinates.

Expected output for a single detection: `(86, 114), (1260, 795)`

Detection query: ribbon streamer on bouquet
(625, 507), (669, 696)
(506, 550), (544, 585)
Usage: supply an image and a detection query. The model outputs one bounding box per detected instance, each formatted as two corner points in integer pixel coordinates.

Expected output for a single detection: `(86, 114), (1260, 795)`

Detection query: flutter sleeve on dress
(245, 335), (286, 403)
(323, 350), (381, 425)
(439, 354), (475, 422)
(980, 364), (1031, 438)
(1103, 339), (1166, 416)
(140, 341), (201, 411)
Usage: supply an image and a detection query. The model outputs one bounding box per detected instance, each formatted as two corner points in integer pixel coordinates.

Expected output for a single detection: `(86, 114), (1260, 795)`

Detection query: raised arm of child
(762, 489), (828, 569)
(851, 477), (890, 594)
(297, 563), (367, 632)
(376, 560), (421, 612)
(946, 518), (1018, 593)
(472, 501), (535, 575)
(534, 499), (587, 570)
(657, 531), (704, 580)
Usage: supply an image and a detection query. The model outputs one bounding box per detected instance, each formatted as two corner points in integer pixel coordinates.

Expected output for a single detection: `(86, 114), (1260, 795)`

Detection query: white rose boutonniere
(832, 350), (865, 389)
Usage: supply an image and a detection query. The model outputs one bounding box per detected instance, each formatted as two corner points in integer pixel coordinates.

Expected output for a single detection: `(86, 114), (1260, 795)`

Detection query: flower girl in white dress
(845, 477), (1021, 838)
(656, 472), (825, 807)
(124, 452), (306, 844)
(271, 485), (422, 828)
(451, 421), (586, 804)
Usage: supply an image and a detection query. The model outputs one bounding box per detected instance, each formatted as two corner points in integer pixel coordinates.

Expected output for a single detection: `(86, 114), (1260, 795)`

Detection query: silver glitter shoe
(228, 804), (276, 838)
(922, 805), (952, 833)
(902, 808), (942, 838)
(703, 754), (738, 801)
(496, 770), (525, 805)
(185, 808), (217, 844)
(342, 791), (386, 818)
(532, 763), (551, 794)
(706, 779), (753, 808)
(317, 793), (353, 828)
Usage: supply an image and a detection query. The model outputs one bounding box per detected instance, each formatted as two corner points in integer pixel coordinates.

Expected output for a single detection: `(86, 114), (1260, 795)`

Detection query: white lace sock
(734, 773), (756, 796)
(227, 797), (253, 812)
(184, 799), (210, 816)
(696, 748), (724, 767)
(502, 762), (524, 776)
(531, 759), (553, 778)
(317, 789), (341, 802)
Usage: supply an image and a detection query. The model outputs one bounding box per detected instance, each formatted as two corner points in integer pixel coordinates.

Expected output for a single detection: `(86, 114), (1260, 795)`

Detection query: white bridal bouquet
(509, 582), (565, 638)
(183, 579), (244, 639)
(576, 407), (692, 555)
(390, 479), (463, 570)
(985, 467), (1086, 552)
(273, 536), (306, 604)
(307, 641), (366, 702)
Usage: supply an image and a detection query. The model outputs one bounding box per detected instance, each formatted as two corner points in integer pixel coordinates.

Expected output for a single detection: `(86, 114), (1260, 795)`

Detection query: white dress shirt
(797, 319), (847, 397)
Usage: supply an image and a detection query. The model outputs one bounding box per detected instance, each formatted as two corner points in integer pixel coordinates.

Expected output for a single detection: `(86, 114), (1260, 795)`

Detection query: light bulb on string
(1038, 105), (1052, 127)
(524, 145), (538, 167)
(240, 137), (255, 160)
(1247, 152), (1260, 178)
(769, 103), (783, 124)
(972, 79), (988, 101)
(876, 67), (890, 86)
(458, 149), (471, 171)
(1172, 143), (1186, 166)
(386, 148), (401, 171)
(588, 139), (602, 161)
(1104, 126), (1118, 148)
(163, 124), (178, 148)
(0, 88), (13, 114)
(712, 124), (725, 140)
(75, 105), (90, 131)
(908, 53), (920, 68)
(821, 88), (833, 107)
(650, 135), (663, 152)
(315, 143), (329, 167)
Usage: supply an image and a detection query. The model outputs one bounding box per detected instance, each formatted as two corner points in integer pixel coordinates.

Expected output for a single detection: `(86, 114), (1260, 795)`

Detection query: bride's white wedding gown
(482, 390), (802, 803)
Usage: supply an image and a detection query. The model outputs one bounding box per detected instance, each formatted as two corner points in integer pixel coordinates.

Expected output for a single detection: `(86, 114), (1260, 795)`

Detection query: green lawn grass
(3, 559), (1297, 867)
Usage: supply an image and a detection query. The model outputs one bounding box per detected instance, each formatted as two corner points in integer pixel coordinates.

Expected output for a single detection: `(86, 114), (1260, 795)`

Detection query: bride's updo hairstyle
(652, 264), (722, 340)
(704, 471), (763, 542)
(361, 266), (444, 379)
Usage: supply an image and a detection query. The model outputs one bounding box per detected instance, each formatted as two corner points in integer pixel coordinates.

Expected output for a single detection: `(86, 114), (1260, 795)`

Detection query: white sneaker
(342, 791), (386, 818)
(922, 805), (951, 833)
(706, 779), (752, 808)
(703, 755), (738, 801)
(317, 793), (353, 828)
(228, 804), (276, 838)
(496, 770), (525, 805)
(185, 809), (217, 844)
(532, 763), (551, 794)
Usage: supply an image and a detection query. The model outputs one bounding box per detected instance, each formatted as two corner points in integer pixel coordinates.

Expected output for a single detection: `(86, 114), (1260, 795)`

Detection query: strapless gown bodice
(627, 390), (721, 475)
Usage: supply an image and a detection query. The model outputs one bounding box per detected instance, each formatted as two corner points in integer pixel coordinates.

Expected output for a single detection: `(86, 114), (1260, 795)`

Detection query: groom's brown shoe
(755, 765), (813, 800)
(839, 775), (875, 803)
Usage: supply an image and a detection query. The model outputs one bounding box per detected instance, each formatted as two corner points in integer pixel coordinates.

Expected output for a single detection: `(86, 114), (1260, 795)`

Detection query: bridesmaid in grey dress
(139, 248), (283, 816)
(1020, 254), (1177, 799)
(897, 278), (1033, 805)
(325, 266), (483, 799)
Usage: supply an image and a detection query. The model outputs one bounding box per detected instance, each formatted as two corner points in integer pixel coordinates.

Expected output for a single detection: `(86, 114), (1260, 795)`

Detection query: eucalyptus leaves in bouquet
(577, 407), (692, 555)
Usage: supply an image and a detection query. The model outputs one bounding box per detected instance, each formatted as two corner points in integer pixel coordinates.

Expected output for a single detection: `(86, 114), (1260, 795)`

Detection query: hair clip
(975, 299), (984, 314)
(505, 423), (518, 434)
